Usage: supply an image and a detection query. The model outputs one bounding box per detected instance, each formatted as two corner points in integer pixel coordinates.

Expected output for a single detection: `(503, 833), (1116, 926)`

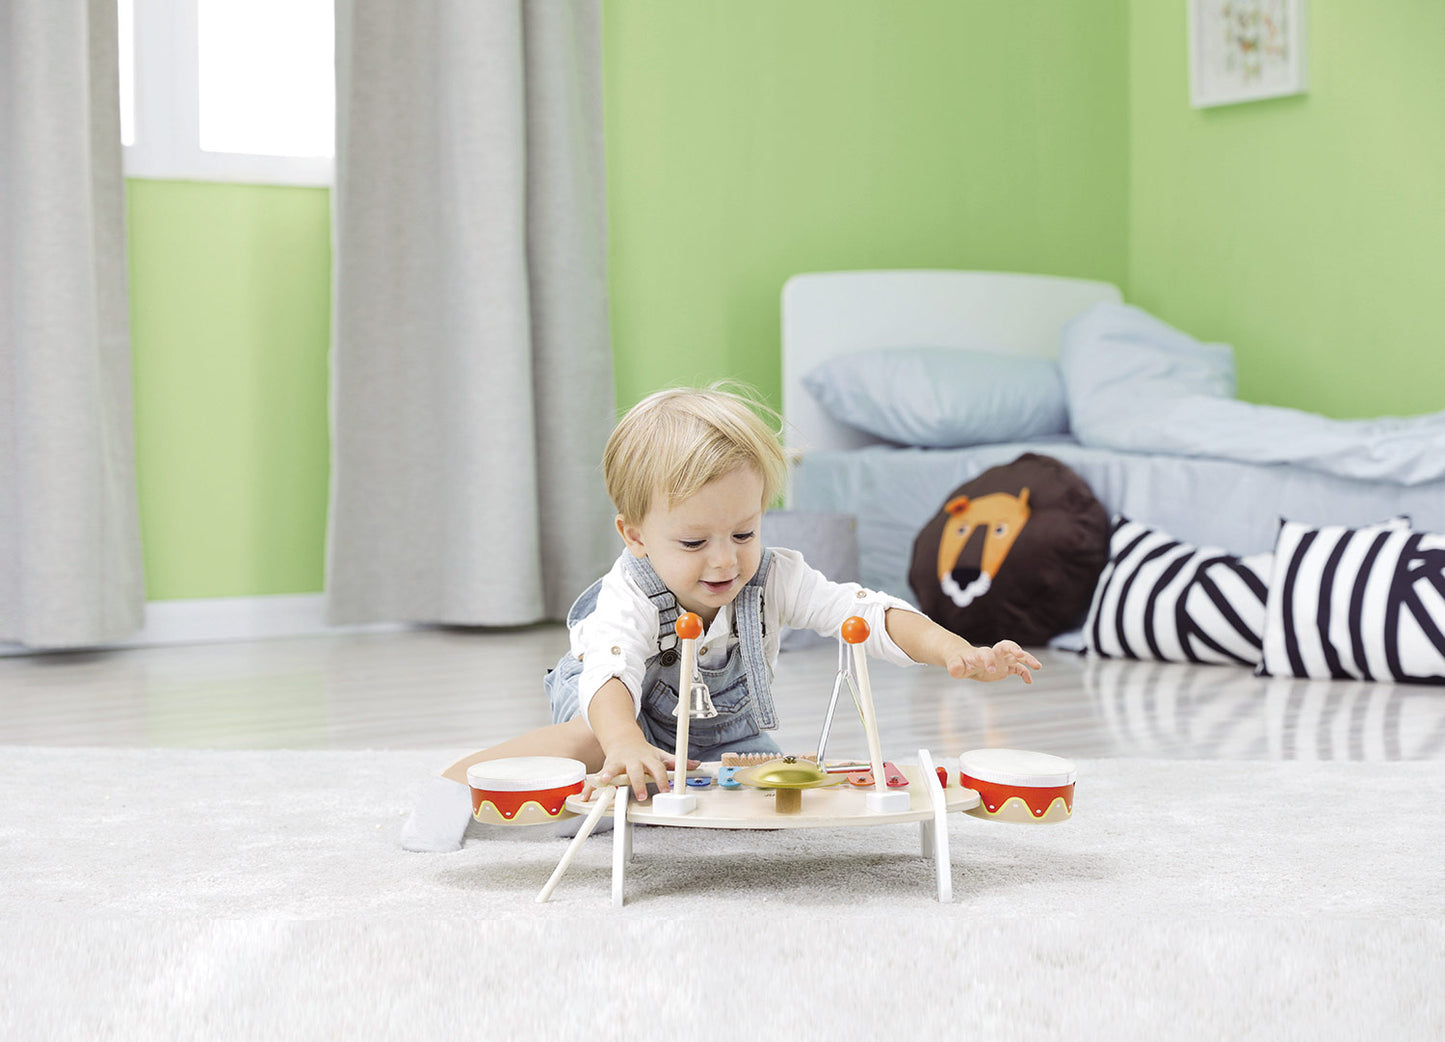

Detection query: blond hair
(604, 384), (788, 524)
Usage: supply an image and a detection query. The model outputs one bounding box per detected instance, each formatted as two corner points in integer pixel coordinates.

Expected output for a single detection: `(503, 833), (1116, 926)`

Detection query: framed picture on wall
(1188, 0), (1308, 108)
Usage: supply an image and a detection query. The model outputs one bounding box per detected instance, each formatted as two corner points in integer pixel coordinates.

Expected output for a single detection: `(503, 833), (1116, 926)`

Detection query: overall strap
(735, 547), (777, 730)
(622, 553), (682, 651)
(624, 549), (774, 728)
(564, 577), (606, 629)
(625, 548), (778, 731)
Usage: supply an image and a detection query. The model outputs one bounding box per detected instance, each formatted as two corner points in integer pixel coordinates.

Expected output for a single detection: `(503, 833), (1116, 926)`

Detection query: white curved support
(918, 749), (952, 903)
(850, 640), (887, 794)
(612, 785), (630, 908)
(849, 637), (909, 813)
(672, 637), (695, 796)
(655, 622), (700, 817)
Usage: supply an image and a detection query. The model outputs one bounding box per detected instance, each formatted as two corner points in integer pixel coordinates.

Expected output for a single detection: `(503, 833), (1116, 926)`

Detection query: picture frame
(1188, 0), (1308, 108)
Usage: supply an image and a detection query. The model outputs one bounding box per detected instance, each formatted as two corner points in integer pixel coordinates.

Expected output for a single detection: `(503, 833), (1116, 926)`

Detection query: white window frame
(124, 0), (334, 187)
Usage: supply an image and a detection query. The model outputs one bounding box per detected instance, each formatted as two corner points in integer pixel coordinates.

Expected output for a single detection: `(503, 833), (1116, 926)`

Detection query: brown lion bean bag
(908, 453), (1110, 647)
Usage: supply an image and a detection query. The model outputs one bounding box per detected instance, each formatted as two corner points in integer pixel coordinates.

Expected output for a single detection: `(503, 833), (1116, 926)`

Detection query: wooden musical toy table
(547, 751), (980, 906)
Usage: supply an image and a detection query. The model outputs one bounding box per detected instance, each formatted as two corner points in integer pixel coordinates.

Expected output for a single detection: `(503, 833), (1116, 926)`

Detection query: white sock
(400, 774), (473, 853)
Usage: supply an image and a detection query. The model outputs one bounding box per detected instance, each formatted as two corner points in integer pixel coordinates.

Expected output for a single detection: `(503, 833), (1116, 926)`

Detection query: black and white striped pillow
(1084, 517), (1271, 666)
(1259, 518), (1445, 682)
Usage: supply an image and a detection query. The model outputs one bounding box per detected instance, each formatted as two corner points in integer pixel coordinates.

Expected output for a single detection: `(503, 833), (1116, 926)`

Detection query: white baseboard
(137, 593), (337, 645)
(1, 594), (402, 657)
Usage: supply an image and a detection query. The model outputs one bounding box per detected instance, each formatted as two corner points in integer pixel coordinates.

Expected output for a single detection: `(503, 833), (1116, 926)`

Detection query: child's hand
(944, 639), (1042, 684)
(582, 740), (698, 803)
(885, 607), (1043, 686)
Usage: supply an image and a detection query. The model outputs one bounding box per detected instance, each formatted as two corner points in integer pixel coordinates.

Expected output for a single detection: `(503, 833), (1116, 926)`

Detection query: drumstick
(672, 613), (704, 794)
(536, 785), (616, 903)
(840, 616), (887, 796)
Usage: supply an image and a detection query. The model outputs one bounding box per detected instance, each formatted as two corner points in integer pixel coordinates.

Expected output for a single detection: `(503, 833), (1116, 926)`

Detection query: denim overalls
(545, 549), (785, 762)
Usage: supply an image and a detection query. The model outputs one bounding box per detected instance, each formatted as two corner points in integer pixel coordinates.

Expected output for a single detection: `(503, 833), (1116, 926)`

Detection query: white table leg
(535, 786), (615, 904)
(612, 785), (630, 908)
(918, 749), (952, 903)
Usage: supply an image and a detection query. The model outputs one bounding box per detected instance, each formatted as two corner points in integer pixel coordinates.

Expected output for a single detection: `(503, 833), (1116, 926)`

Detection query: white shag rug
(2, 746), (1442, 1040)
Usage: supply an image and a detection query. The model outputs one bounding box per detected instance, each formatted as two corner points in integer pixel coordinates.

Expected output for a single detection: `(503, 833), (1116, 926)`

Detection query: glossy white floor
(4, 624), (1443, 762)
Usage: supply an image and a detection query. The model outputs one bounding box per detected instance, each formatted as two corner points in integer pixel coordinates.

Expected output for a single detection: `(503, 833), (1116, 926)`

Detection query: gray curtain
(328, 0), (616, 626)
(0, 0), (144, 648)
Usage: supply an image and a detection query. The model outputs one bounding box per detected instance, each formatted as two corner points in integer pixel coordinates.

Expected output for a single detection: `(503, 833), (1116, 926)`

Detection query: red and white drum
(466, 756), (586, 825)
(957, 748), (1076, 824)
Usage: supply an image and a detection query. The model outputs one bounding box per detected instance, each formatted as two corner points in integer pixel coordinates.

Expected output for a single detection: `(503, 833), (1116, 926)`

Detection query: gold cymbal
(734, 756), (847, 791)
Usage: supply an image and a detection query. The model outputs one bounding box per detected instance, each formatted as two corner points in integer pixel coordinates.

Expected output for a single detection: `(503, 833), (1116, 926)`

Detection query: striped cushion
(1259, 519), (1445, 682)
(1084, 517), (1271, 666)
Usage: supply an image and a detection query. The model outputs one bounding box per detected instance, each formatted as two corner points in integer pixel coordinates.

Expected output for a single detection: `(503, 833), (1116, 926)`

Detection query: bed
(782, 269), (1445, 681)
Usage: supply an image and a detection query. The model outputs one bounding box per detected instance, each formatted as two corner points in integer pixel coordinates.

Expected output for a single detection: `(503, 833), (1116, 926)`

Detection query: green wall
(130, 1), (1128, 600)
(603, 0), (1130, 412)
(128, 0), (1445, 601)
(126, 180), (332, 600)
(1128, 3), (1445, 418)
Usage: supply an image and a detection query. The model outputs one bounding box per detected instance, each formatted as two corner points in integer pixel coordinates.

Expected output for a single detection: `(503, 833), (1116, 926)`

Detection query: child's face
(617, 466), (766, 625)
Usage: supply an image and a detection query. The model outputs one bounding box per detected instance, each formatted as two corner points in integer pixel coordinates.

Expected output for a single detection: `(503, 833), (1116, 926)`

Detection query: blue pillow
(802, 347), (1068, 448)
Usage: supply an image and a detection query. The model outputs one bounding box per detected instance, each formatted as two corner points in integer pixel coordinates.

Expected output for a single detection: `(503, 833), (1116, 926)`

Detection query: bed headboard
(781, 269), (1123, 457)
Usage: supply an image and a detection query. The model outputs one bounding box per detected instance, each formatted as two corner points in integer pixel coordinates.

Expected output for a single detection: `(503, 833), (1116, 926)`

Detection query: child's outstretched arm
(884, 607), (1042, 683)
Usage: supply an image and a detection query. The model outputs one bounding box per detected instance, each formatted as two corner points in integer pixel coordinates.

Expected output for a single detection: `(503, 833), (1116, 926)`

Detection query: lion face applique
(908, 454), (1110, 646)
(935, 489), (1031, 608)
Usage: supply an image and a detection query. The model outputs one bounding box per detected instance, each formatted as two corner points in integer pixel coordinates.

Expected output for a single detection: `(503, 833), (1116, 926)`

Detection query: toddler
(402, 385), (1041, 851)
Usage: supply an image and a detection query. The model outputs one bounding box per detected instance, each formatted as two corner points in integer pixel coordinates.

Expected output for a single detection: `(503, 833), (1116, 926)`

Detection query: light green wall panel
(1128, 3), (1445, 418)
(602, 0), (1130, 413)
(124, 3), (1128, 601)
(126, 180), (332, 600)
(132, 4), (1445, 602)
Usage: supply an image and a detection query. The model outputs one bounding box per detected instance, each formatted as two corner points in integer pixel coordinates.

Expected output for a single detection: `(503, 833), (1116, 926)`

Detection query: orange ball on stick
(675, 612), (704, 640)
(840, 616), (870, 644)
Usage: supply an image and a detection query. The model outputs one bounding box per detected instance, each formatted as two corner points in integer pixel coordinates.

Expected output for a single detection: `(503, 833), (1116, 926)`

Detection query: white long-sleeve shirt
(572, 546), (921, 726)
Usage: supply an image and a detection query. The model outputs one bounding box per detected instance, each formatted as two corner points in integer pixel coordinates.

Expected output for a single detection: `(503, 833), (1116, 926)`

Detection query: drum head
(466, 756), (587, 791)
(957, 748), (1076, 787)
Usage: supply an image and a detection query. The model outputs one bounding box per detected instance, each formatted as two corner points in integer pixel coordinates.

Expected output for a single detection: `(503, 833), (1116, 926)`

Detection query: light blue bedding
(791, 439), (1445, 604)
(1061, 303), (1445, 486)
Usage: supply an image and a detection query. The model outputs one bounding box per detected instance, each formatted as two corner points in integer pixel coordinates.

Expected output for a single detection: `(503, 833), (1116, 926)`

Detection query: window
(120, 0), (334, 186)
